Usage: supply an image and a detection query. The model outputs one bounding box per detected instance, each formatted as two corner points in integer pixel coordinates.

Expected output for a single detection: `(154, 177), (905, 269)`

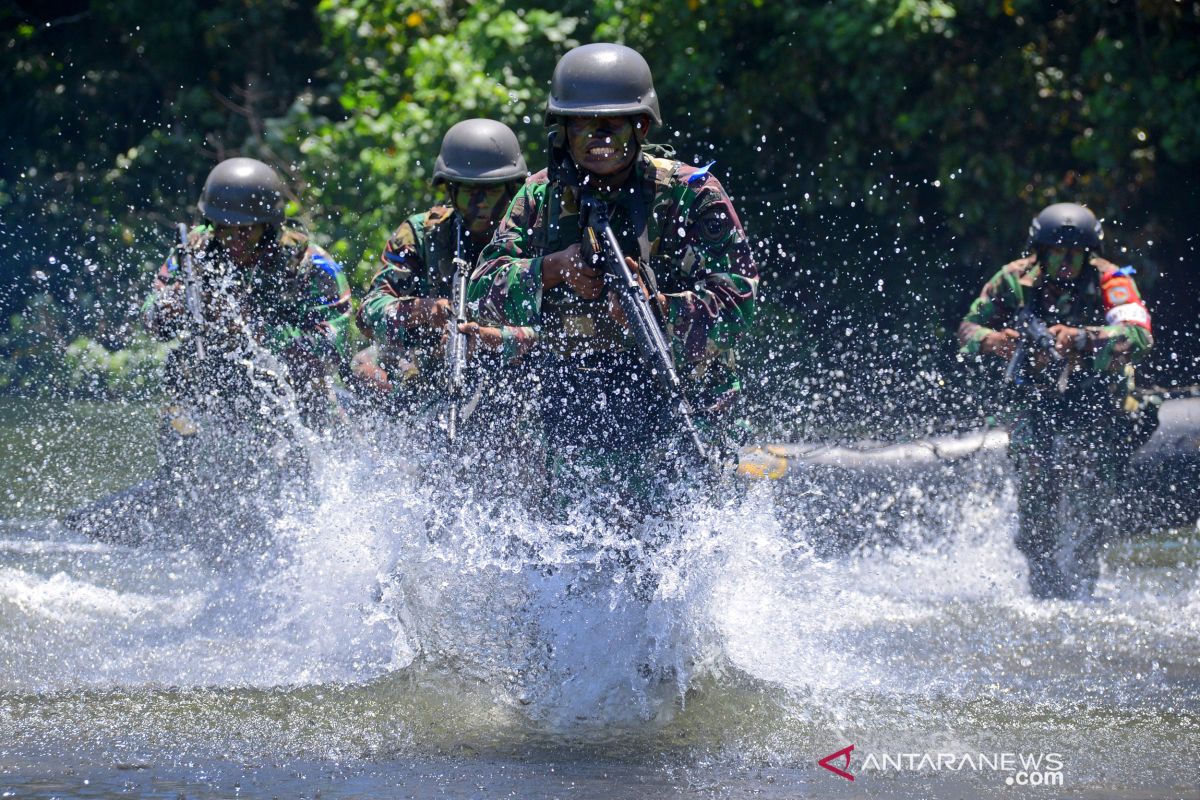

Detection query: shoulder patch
(309, 249), (342, 279)
(697, 206), (735, 244)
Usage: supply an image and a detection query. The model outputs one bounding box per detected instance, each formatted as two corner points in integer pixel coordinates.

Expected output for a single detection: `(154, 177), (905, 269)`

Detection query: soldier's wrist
(539, 255), (561, 288)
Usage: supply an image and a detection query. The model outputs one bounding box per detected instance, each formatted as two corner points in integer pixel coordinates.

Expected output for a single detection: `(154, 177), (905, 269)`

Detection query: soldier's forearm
(387, 297), (443, 329)
(469, 254), (543, 326)
(142, 287), (188, 341)
(499, 325), (538, 360)
(957, 319), (993, 354)
(1089, 323), (1154, 372)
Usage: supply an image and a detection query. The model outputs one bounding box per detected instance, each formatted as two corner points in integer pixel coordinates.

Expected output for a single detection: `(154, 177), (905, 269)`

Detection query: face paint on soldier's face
(566, 116), (639, 178)
(1043, 246), (1087, 281)
(451, 184), (511, 233)
(214, 223), (267, 265)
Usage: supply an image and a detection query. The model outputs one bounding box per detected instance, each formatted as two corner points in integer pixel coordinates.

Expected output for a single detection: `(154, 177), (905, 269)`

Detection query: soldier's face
(1043, 246), (1087, 281)
(567, 115), (642, 177)
(214, 223), (267, 264)
(451, 183), (511, 233)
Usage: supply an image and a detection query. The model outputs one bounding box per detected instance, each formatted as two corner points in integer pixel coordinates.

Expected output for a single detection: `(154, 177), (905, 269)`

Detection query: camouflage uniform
(357, 205), (537, 411)
(470, 152), (758, 508)
(959, 254), (1153, 597)
(144, 223), (351, 424)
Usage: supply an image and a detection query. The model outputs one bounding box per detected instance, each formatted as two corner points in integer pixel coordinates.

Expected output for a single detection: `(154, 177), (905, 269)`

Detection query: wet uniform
(357, 205), (536, 412)
(68, 223), (354, 548)
(470, 152), (758, 508)
(959, 254), (1153, 596)
(144, 223), (351, 424)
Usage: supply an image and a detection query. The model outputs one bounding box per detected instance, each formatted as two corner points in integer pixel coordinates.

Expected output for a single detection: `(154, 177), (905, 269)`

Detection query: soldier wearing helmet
(352, 119), (531, 409)
(958, 202), (1154, 599)
(64, 158), (353, 547)
(470, 43), (758, 513)
(143, 156), (351, 424)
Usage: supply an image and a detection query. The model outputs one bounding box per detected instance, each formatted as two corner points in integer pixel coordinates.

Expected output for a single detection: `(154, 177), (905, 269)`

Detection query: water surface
(1, 398), (1196, 798)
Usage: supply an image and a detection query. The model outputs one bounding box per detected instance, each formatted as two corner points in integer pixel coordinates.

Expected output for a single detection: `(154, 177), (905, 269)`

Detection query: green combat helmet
(198, 157), (287, 225)
(1028, 202), (1103, 251)
(433, 119), (528, 185)
(546, 42), (661, 125)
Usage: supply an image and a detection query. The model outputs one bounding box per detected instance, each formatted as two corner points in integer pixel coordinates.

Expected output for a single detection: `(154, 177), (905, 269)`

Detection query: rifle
(1004, 303), (1077, 392)
(443, 216), (471, 442)
(176, 223), (206, 360)
(577, 192), (721, 470)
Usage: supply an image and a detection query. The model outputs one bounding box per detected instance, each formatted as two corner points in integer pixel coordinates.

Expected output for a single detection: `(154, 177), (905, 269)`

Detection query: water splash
(0, 412), (1197, 796)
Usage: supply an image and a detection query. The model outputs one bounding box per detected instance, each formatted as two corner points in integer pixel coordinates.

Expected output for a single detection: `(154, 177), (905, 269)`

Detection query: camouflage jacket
(359, 205), (536, 366)
(958, 254), (1153, 373)
(143, 223), (352, 369)
(469, 152), (758, 390)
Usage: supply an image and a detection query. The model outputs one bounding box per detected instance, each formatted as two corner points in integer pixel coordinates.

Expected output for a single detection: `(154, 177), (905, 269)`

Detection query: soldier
(470, 43), (758, 514)
(353, 118), (532, 417)
(958, 202), (1154, 599)
(66, 157), (351, 547)
(144, 157), (352, 424)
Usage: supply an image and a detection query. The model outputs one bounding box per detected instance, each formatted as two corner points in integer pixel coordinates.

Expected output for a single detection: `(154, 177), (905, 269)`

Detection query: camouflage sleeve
(263, 244), (352, 365)
(358, 217), (428, 346)
(497, 325), (539, 360)
(957, 262), (1027, 354)
(470, 181), (547, 328)
(659, 171), (758, 366)
(1084, 258), (1153, 372)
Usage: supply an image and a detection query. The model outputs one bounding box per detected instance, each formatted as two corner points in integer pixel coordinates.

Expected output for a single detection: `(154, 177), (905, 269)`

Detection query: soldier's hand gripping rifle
(443, 217), (471, 442)
(176, 223), (206, 360)
(1004, 303), (1074, 390)
(578, 192), (721, 471)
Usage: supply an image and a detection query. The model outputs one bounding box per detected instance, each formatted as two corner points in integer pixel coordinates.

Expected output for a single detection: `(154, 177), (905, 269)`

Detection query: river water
(0, 398), (1197, 798)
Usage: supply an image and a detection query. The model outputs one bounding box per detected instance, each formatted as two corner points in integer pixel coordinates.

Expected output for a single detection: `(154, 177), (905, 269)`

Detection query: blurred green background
(2, 0), (1197, 434)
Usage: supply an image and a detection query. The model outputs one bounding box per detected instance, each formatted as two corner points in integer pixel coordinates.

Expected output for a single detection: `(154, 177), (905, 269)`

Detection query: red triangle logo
(818, 744), (855, 781)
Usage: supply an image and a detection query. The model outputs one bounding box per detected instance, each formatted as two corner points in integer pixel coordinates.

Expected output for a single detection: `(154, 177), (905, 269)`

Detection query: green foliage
(273, 0), (578, 276)
(0, 0), (325, 338)
(2, 0), (1198, 397)
(61, 334), (172, 397)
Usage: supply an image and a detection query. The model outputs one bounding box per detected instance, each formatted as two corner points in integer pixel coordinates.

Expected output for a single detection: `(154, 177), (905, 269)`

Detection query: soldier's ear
(634, 115), (651, 143)
(549, 122), (567, 150)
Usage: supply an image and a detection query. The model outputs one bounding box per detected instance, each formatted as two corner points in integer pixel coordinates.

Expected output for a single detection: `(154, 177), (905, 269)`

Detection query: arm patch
(1106, 302), (1151, 330)
(697, 208), (734, 244)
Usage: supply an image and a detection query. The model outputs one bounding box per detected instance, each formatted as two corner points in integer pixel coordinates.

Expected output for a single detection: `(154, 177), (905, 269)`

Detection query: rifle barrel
(581, 194), (719, 470)
(176, 223), (206, 360)
(444, 218), (471, 442)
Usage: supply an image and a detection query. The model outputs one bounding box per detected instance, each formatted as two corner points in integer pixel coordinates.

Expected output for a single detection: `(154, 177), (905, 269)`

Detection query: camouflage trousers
(536, 351), (684, 521)
(1007, 386), (1143, 599)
